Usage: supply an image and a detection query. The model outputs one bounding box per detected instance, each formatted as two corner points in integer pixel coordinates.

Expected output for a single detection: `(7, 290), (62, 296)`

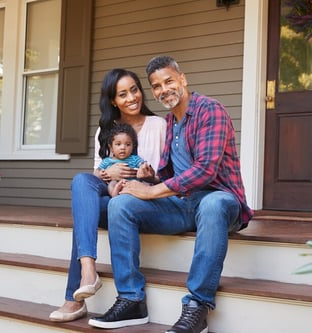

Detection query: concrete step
(1, 252), (312, 333)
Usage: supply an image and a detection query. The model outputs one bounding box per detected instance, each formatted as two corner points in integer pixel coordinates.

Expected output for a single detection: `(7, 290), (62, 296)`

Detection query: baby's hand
(136, 162), (155, 182)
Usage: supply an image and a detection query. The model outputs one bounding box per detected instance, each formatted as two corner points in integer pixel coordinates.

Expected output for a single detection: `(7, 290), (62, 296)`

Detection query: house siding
(0, 0), (245, 207)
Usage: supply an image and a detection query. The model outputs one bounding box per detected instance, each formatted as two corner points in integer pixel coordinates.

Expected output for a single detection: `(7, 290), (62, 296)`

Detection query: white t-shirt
(94, 115), (167, 171)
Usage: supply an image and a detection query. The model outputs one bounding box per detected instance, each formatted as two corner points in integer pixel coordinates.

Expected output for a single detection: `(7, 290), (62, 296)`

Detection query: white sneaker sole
(166, 326), (208, 333)
(88, 316), (149, 329)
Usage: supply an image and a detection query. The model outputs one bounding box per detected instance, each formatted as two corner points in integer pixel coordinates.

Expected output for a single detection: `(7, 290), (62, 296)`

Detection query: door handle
(266, 80), (276, 109)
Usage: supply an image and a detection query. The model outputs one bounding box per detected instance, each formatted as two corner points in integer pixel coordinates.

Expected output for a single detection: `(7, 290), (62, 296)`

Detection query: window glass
(0, 8), (4, 130)
(23, 0), (61, 146)
(23, 73), (58, 145)
(25, 0), (60, 71)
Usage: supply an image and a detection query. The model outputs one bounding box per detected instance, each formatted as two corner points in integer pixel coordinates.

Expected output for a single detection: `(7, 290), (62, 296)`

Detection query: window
(0, 7), (4, 129)
(0, 8), (4, 128)
(0, 0), (92, 159)
(0, 0), (67, 159)
(23, 0), (61, 146)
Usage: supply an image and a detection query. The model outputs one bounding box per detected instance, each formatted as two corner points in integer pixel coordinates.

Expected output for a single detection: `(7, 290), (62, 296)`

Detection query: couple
(50, 55), (253, 333)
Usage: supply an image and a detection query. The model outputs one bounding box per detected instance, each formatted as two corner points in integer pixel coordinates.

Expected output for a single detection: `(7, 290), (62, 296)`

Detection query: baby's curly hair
(108, 123), (138, 151)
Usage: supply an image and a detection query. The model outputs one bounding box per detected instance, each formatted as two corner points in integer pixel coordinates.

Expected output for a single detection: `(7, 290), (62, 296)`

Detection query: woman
(49, 69), (167, 322)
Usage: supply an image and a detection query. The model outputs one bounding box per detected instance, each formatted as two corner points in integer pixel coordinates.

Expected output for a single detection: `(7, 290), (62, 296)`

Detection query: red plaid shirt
(158, 92), (253, 227)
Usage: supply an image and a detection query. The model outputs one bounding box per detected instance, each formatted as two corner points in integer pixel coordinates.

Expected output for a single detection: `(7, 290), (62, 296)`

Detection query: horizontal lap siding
(92, 0), (245, 130)
(0, 0), (245, 207)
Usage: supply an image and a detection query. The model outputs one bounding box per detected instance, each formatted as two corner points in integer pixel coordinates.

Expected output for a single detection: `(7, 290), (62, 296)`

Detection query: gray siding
(0, 0), (245, 207)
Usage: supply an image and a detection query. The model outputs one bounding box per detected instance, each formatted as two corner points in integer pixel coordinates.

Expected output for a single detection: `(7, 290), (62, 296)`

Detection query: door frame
(240, 0), (269, 210)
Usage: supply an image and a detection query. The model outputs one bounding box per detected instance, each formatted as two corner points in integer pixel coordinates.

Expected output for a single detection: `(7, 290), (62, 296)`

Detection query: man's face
(149, 67), (187, 109)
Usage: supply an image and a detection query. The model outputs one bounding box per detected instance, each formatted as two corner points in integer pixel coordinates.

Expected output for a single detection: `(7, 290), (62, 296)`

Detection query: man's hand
(119, 180), (153, 200)
(120, 180), (178, 200)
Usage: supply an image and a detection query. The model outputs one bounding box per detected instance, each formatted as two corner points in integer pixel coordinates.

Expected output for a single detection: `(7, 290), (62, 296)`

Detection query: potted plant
(293, 240), (312, 274)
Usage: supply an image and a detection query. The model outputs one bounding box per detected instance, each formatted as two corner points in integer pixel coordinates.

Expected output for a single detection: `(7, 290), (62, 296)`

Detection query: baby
(97, 123), (147, 196)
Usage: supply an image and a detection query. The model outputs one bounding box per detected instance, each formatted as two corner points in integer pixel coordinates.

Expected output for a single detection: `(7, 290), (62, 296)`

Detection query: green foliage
(279, 3), (312, 92)
(285, 0), (312, 41)
(292, 240), (312, 274)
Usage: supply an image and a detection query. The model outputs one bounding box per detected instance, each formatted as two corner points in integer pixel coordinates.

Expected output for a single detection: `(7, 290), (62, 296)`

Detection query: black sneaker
(166, 300), (208, 333)
(88, 297), (149, 329)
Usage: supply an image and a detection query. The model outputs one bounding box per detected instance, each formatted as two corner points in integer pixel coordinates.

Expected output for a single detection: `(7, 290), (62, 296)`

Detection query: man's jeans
(65, 173), (109, 301)
(108, 190), (241, 309)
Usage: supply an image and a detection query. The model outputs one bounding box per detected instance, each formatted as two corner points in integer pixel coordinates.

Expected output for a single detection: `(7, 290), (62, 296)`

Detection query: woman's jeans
(65, 173), (109, 301)
(108, 190), (242, 309)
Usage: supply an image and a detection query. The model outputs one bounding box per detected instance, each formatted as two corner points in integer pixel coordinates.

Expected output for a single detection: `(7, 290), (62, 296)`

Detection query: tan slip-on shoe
(73, 274), (102, 302)
(49, 302), (87, 322)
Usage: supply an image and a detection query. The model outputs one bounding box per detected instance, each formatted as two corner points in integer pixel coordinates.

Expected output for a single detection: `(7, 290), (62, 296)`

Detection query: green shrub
(293, 240), (312, 274)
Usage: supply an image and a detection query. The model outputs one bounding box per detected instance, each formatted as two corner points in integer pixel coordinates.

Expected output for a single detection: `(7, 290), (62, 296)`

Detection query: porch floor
(0, 204), (312, 245)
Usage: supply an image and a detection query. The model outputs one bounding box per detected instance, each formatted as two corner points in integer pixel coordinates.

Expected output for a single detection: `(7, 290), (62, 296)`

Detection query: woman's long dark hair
(98, 69), (154, 158)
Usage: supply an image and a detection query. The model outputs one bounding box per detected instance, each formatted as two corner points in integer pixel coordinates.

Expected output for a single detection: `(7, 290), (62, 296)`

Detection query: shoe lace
(107, 297), (132, 315)
(176, 304), (204, 328)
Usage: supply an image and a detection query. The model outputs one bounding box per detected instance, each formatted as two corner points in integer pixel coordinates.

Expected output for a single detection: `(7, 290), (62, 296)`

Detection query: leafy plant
(293, 240), (312, 274)
(285, 0), (312, 41)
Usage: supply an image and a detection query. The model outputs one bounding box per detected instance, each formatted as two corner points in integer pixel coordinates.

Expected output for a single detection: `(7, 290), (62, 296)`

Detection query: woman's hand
(94, 168), (110, 181)
(105, 163), (137, 181)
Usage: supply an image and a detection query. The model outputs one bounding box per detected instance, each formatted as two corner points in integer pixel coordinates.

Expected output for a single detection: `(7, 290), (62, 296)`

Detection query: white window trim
(0, 0), (69, 160)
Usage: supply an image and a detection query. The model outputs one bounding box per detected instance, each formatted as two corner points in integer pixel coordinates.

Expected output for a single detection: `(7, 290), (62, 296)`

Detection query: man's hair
(146, 56), (182, 80)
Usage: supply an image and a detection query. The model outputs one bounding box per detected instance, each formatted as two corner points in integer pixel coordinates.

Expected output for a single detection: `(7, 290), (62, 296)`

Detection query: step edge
(1, 252), (312, 303)
(0, 296), (171, 333)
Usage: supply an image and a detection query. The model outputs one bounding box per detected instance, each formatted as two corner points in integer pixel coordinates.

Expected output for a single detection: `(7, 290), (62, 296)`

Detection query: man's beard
(157, 87), (184, 109)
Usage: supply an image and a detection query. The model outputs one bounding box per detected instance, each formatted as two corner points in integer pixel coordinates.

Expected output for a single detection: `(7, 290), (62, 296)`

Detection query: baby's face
(110, 133), (134, 160)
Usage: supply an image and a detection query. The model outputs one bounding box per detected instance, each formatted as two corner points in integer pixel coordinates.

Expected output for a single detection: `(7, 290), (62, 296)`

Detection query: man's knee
(200, 191), (238, 215)
(109, 194), (136, 212)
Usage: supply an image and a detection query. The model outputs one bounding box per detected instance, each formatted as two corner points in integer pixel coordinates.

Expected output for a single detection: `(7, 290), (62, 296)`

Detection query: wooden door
(263, 0), (312, 211)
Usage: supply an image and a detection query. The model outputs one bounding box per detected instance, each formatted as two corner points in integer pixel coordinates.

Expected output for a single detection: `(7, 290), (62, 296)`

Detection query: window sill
(0, 151), (70, 160)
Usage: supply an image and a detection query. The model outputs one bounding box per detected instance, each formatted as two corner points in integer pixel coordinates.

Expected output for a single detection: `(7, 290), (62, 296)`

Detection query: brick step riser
(1, 224), (311, 285)
(0, 265), (311, 333)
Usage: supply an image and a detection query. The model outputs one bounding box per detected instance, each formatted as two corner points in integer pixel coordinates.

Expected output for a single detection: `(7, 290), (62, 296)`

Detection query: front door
(263, 0), (312, 211)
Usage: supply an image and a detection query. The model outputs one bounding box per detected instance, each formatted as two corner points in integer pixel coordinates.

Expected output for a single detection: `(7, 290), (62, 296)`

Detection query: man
(89, 56), (253, 333)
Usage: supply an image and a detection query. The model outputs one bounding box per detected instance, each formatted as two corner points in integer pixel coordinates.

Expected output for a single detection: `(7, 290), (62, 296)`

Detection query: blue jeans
(65, 173), (110, 301)
(108, 190), (241, 309)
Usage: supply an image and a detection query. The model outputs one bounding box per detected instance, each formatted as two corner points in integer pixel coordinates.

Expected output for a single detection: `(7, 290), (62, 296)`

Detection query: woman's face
(112, 76), (143, 116)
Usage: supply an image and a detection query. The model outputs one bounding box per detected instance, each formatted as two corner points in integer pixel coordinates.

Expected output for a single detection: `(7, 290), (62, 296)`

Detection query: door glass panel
(279, 0), (312, 92)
